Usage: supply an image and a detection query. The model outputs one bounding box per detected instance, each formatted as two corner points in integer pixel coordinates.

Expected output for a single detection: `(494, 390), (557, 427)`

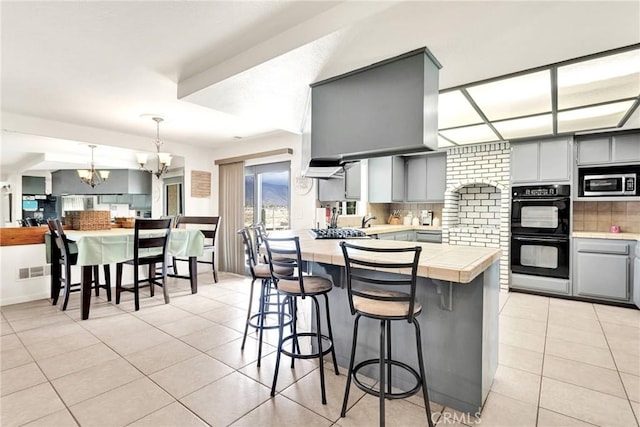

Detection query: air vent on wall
(16, 265), (51, 280)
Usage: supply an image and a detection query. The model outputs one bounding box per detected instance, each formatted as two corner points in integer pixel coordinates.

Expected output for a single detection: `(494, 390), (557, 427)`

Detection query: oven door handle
(512, 197), (568, 202)
(512, 235), (569, 242)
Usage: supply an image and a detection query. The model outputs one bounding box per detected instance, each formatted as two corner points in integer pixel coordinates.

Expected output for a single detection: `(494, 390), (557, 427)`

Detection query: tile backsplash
(573, 201), (640, 233)
(369, 202), (444, 225)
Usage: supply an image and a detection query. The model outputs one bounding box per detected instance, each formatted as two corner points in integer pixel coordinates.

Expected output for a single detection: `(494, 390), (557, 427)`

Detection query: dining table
(47, 227), (205, 319)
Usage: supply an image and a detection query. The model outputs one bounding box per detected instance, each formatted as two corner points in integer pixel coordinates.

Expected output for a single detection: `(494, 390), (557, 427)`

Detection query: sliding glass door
(244, 161), (290, 230)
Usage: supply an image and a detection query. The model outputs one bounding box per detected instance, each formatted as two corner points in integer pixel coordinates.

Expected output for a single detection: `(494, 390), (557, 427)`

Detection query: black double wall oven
(511, 185), (571, 280)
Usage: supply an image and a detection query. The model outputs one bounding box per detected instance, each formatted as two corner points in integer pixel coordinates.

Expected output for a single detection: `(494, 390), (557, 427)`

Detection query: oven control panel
(513, 184), (571, 199)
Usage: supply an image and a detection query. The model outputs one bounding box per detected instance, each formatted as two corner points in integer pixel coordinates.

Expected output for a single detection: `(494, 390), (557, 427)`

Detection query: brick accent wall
(444, 142), (511, 290)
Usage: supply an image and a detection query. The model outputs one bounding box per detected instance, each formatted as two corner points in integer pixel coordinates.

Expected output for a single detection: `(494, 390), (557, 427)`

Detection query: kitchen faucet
(361, 215), (376, 228)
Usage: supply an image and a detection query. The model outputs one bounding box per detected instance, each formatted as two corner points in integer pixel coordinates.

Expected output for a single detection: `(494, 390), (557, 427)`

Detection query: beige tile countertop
(271, 230), (501, 284)
(359, 224), (442, 234)
(572, 231), (640, 241)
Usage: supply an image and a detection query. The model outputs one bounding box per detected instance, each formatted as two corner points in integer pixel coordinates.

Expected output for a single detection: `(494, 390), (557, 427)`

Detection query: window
(245, 161), (290, 230)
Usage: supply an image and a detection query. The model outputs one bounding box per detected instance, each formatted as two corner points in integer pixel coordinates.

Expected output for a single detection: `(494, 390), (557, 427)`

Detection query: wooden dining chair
(172, 216), (220, 283)
(47, 219), (111, 310)
(115, 218), (173, 311)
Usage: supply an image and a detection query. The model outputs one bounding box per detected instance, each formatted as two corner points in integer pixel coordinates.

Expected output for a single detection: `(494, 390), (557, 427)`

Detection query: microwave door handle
(513, 236), (569, 243)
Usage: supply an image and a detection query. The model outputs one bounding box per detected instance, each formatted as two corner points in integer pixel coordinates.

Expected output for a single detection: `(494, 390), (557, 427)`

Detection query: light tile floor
(1, 272), (639, 426)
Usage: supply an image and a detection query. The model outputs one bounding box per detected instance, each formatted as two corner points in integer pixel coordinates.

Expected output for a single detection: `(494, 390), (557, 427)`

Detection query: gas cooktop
(309, 228), (370, 239)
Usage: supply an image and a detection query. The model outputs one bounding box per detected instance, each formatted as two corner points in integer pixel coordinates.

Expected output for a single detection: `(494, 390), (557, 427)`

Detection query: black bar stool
(47, 219), (111, 310)
(238, 227), (293, 367)
(264, 235), (339, 404)
(339, 241), (433, 427)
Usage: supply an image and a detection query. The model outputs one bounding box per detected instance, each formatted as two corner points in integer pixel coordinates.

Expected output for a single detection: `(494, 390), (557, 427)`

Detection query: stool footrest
(280, 332), (334, 360)
(352, 358), (422, 400)
(247, 311), (292, 331)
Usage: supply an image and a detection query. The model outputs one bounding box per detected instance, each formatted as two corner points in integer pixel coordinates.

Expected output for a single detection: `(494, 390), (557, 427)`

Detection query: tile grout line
(593, 304), (640, 427)
(532, 296), (550, 426)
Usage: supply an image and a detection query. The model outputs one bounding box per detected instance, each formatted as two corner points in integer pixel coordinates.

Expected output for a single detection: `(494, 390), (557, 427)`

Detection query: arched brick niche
(443, 143), (511, 290)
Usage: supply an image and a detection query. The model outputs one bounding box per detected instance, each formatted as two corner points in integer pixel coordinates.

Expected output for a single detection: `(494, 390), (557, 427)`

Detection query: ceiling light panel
(557, 49), (640, 109)
(466, 70), (552, 121)
(439, 124), (499, 145)
(438, 90), (483, 129)
(437, 135), (456, 148)
(493, 114), (553, 140)
(557, 100), (635, 133)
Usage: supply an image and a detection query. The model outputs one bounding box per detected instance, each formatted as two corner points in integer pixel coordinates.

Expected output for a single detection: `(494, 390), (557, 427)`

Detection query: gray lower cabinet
(634, 256), (640, 308)
(573, 238), (634, 302)
(375, 230), (442, 243)
(368, 156), (405, 203)
(376, 231), (412, 241)
(511, 138), (571, 184)
(415, 230), (442, 243)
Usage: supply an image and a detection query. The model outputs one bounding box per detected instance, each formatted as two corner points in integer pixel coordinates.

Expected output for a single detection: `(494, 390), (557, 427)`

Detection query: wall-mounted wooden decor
(191, 170), (211, 198)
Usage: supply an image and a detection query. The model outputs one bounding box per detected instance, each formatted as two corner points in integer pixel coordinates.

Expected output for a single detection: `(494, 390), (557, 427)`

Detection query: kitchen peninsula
(277, 230), (501, 414)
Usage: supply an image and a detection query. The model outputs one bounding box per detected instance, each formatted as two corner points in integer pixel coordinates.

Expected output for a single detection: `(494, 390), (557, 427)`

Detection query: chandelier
(137, 117), (172, 179)
(77, 145), (110, 188)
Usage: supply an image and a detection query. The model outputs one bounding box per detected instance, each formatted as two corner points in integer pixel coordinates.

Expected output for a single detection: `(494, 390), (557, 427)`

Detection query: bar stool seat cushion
(354, 290), (422, 317)
(253, 263), (294, 279)
(277, 276), (332, 294)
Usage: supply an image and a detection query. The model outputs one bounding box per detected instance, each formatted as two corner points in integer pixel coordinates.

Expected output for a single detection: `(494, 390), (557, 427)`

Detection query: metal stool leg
(271, 294), (288, 397)
(341, 314), (361, 418)
(414, 318), (434, 427)
(241, 278), (257, 349)
(312, 296), (327, 404)
(379, 319), (386, 427)
(323, 293), (340, 375)
(256, 278), (269, 367)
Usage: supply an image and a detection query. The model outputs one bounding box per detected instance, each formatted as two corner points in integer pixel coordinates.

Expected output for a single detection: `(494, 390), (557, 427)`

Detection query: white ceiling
(1, 1), (639, 174)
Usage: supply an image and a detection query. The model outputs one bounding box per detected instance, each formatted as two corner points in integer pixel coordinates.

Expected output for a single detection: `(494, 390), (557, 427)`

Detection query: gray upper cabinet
(369, 156), (405, 203)
(52, 169), (151, 195)
(22, 176), (46, 194)
(317, 161), (361, 201)
(612, 133), (640, 163)
(512, 138), (571, 184)
(345, 162), (361, 200)
(511, 141), (539, 183)
(317, 177), (346, 201)
(425, 154), (446, 201)
(577, 133), (640, 165)
(405, 156), (428, 201)
(577, 137), (610, 165)
(405, 153), (446, 202)
(539, 139), (571, 182)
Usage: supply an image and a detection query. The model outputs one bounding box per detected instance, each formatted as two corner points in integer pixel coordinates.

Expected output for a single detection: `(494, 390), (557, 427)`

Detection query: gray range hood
(302, 47), (441, 178)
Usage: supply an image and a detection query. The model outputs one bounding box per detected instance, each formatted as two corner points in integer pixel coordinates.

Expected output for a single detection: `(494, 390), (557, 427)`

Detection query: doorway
(164, 177), (184, 217)
(244, 161), (290, 230)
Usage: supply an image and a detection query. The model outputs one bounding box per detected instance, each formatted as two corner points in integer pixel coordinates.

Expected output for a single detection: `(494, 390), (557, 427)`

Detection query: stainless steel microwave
(582, 173), (637, 196)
